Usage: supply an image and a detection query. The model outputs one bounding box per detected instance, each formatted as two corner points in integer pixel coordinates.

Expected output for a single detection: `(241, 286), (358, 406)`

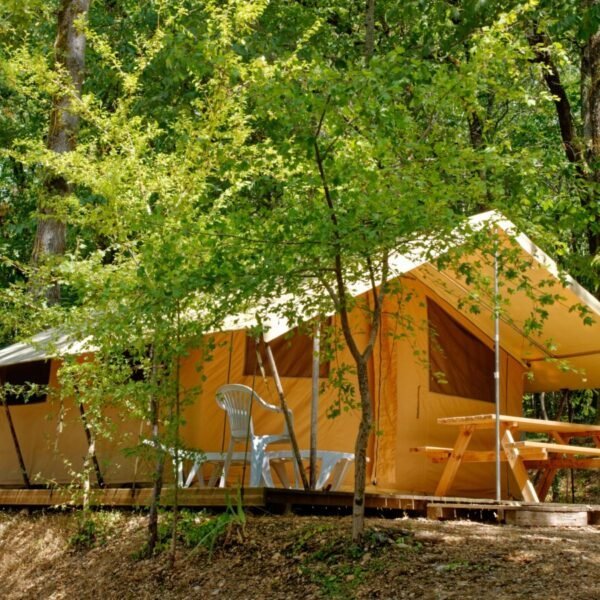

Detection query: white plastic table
(181, 449), (354, 491)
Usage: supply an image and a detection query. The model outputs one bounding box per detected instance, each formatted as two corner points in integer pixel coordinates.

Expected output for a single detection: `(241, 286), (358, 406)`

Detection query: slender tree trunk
(365, 0), (376, 62)
(147, 348), (164, 557)
(78, 401), (104, 488)
(313, 89), (386, 542)
(170, 309), (182, 568)
(147, 391), (165, 557)
(352, 358), (372, 541)
(32, 0), (90, 303)
(539, 392), (548, 420)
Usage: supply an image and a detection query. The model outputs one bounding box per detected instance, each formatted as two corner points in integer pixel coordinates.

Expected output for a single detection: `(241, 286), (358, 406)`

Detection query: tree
(1, 0), (598, 546)
(31, 0), (90, 303)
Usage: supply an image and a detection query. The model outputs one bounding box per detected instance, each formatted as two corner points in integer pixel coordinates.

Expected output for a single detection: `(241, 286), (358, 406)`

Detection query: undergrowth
(68, 510), (122, 550)
(285, 522), (422, 598)
(135, 492), (246, 558)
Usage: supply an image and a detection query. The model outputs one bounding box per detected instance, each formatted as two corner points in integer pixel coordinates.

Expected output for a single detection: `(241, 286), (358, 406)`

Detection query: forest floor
(0, 508), (598, 600)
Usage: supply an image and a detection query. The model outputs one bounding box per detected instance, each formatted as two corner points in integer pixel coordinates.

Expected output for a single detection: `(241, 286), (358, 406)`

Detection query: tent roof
(1, 211), (598, 391)
(0, 329), (92, 368)
(408, 213), (600, 391)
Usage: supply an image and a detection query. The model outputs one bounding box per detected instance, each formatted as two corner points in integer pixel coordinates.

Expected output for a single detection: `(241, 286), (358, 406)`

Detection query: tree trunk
(31, 0), (90, 303)
(539, 392), (548, 420)
(146, 391), (165, 557)
(146, 346), (164, 557)
(364, 0), (376, 62)
(587, 18), (600, 256)
(529, 22), (600, 259)
(352, 357), (372, 541)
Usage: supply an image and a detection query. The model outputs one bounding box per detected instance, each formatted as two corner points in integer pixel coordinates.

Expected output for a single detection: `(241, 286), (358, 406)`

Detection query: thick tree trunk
(32, 0), (90, 303)
(352, 358), (372, 541)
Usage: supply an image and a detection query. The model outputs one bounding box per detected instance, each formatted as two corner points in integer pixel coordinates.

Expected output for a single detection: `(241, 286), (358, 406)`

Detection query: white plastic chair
(216, 383), (293, 487)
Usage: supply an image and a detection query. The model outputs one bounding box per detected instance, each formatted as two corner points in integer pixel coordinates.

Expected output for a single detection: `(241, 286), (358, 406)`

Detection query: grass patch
(68, 510), (123, 550)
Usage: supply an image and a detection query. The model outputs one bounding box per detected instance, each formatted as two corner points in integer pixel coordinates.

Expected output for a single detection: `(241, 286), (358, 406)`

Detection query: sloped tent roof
(412, 212), (600, 392)
(0, 329), (92, 368)
(1, 211), (598, 391)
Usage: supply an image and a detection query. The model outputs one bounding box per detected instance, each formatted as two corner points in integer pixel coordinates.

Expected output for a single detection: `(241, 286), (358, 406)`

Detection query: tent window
(244, 329), (329, 378)
(123, 350), (147, 382)
(428, 299), (494, 403)
(0, 360), (51, 406)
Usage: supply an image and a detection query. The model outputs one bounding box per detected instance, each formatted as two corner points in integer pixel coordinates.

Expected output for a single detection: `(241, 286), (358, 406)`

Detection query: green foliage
(153, 497), (246, 558)
(68, 510), (121, 550)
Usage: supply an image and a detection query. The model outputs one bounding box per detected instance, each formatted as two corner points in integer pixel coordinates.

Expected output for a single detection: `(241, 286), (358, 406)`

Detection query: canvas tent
(0, 212), (598, 498)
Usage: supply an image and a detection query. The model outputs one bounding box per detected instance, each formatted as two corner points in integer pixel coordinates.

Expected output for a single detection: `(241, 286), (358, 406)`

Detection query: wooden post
(1, 394), (30, 488)
(264, 340), (310, 490)
(310, 325), (320, 490)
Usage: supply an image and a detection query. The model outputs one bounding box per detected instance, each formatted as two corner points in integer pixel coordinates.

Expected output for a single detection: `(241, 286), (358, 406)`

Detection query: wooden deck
(0, 487), (598, 526)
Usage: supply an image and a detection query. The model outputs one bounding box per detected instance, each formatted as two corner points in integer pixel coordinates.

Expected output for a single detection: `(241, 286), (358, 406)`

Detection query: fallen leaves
(0, 510), (598, 599)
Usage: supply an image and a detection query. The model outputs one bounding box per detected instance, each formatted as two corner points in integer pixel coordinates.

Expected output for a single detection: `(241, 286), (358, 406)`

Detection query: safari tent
(1, 212), (599, 499)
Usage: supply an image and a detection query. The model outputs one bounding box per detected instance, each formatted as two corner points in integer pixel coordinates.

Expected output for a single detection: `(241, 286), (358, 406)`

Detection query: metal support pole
(494, 251), (501, 502)
(310, 325), (320, 490)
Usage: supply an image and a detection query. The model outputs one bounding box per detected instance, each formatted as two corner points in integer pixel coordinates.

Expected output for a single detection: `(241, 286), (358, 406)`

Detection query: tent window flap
(0, 360), (51, 406)
(245, 330), (329, 378)
(428, 299), (494, 403)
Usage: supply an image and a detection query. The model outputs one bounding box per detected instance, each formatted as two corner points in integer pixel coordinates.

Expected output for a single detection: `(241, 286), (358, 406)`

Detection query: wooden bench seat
(524, 458), (600, 470)
(410, 446), (548, 463)
(508, 440), (600, 457)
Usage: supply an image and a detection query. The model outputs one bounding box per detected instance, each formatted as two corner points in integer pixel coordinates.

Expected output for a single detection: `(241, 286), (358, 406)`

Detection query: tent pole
(263, 339), (310, 490)
(310, 325), (320, 490)
(2, 397), (30, 488)
(494, 250), (501, 503)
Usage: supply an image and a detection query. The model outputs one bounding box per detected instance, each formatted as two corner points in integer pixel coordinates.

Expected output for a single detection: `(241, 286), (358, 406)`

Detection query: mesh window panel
(428, 299), (494, 403)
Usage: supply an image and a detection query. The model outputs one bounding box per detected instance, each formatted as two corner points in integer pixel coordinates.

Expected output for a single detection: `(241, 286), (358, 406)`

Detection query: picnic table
(411, 414), (600, 502)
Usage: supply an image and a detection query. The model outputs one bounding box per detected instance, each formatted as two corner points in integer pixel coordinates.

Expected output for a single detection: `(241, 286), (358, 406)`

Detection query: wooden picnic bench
(411, 414), (600, 502)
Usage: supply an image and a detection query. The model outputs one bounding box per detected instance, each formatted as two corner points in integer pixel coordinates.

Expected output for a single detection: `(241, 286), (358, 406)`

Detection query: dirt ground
(0, 509), (598, 600)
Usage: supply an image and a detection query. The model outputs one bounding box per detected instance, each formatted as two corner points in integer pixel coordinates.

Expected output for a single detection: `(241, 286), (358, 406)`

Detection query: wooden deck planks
(0, 487), (597, 528)
(0, 487), (266, 508)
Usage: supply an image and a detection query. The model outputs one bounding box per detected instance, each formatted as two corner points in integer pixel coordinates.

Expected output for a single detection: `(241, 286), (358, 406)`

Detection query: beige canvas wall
(0, 360), (150, 486)
(0, 277), (526, 498)
(369, 279), (525, 498)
